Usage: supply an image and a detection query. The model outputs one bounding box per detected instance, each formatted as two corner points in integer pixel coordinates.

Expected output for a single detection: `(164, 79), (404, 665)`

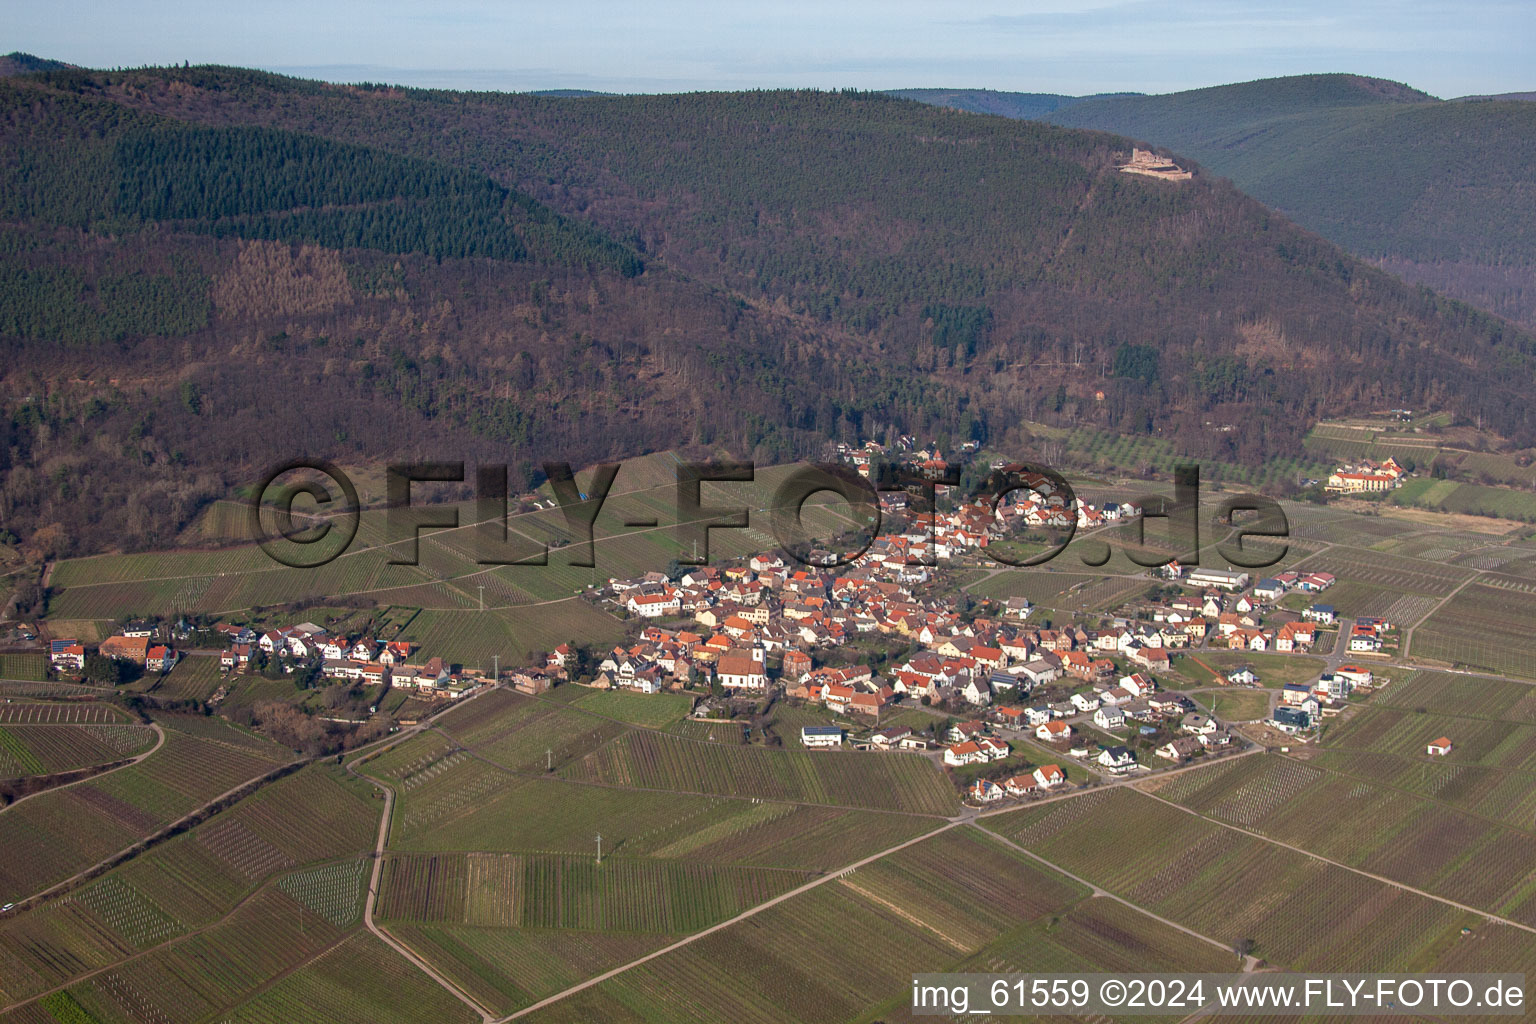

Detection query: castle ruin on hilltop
(1119, 148), (1193, 181)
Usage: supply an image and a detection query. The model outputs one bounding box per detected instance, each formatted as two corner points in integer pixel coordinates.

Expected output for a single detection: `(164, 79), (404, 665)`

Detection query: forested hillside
(2, 66), (1534, 560)
(1023, 75), (1536, 328)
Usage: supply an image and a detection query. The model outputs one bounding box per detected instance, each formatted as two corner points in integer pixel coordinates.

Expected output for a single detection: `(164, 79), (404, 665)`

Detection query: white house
(1096, 746), (1137, 774)
(627, 593), (681, 619)
(1036, 721), (1072, 742)
(1070, 692), (1101, 713)
(1018, 660), (1061, 686)
(1093, 706), (1126, 730)
(715, 651), (768, 690)
(960, 678), (993, 706)
(801, 726), (843, 749)
(969, 778), (1006, 803)
(1033, 764), (1067, 788)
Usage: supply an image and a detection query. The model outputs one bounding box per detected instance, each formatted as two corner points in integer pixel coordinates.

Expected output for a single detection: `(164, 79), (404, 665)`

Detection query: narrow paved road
(356, 777), (497, 1023)
(973, 822), (1259, 972)
(1136, 787), (1536, 935)
(0, 721), (164, 818)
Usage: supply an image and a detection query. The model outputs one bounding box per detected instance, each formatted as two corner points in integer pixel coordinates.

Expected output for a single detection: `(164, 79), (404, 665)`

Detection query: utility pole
(478, 584), (484, 611)
(546, 748), (553, 771)
(493, 654), (499, 682)
(595, 833), (603, 865)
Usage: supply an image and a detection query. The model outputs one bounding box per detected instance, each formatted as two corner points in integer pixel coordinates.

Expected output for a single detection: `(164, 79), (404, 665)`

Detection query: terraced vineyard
(217, 931), (481, 1024)
(1298, 548), (1475, 595)
(1322, 705), (1536, 772)
(384, 925), (679, 1017)
(514, 823), (1261, 1024)
(145, 653), (227, 701)
(0, 723), (156, 777)
(0, 723), (292, 901)
(0, 764), (382, 1012)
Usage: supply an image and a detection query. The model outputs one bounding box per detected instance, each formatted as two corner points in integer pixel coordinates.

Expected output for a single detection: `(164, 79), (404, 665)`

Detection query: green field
(571, 689), (694, 727)
(1189, 651), (1327, 688)
(1391, 478), (1536, 522)
(0, 763), (382, 1012)
(0, 653), (48, 681)
(988, 787), (1479, 973)
(1413, 582), (1536, 677)
(559, 729), (959, 815)
(1197, 689), (1272, 722)
(1154, 753), (1536, 926)
(0, 718), (292, 902)
(0, 723), (155, 777)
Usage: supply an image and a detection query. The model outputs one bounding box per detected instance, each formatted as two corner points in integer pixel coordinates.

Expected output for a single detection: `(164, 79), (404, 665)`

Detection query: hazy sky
(8, 0), (1532, 98)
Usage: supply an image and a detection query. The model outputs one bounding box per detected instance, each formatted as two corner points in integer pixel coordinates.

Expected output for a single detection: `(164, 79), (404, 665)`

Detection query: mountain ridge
(899, 73), (1536, 330)
(2, 66), (1534, 559)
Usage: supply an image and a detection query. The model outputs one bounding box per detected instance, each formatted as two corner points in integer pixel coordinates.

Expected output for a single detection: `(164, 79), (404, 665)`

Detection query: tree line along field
(0, 723), (156, 778)
(0, 764), (383, 1014)
(0, 715), (293, 904)
(987, 786), (1491, 974)
(1148, 753), (1536, 926)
